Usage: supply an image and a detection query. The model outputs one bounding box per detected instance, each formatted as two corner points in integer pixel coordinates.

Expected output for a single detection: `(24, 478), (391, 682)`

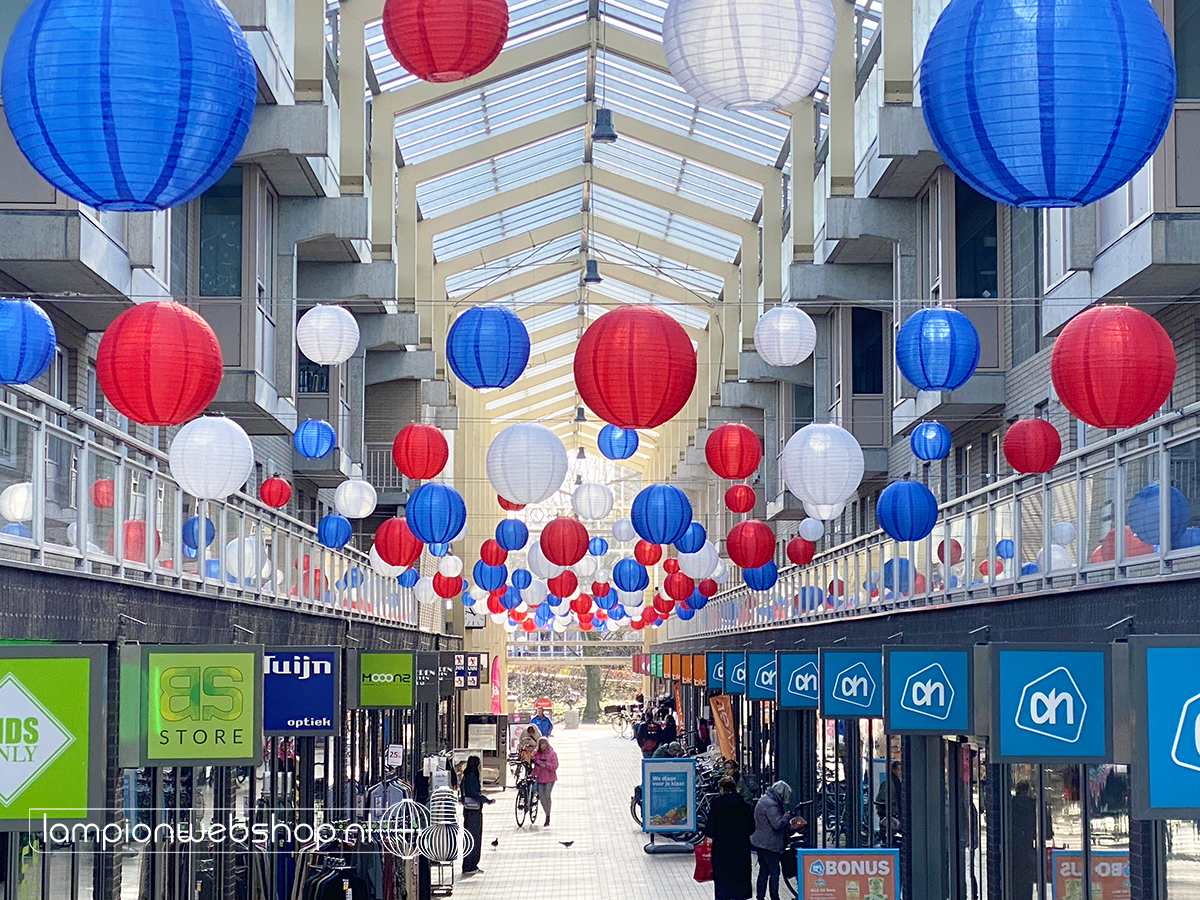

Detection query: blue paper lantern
(0, 522), (32, 539)
(631, 484), (692, 545)
(674, 522), (706, 554)
(462, 591), (477, 607)
(589, 537), (609, 556)
(598, 424), (638, 460)
(511, 567), (533, 590)
(882, 557), (911, 592)
(0, 300), (55, 384)
(181, 515), (215, 551)
(676, 605), (696, 621)
(895, 309), (980, 393)
(610, 604), (626, 620)
(406, 483), (467, 544)
(534, 604), (554, 626)
(1179, 527), (1200, 550)
(613, 558), (650, 593)
(995, 539), (1015, 560)
(743, 560), (778, 592)
(2, 0), (256, 211)
(1020, 561), (1039, 576)
(345, 567), (364, 588)
(920, 0), (1175, 208)
(594, 590), (617, 611)
(473, 560), (507, 591)
(398, 567), (419, 588)
(1126, 484), (1190, 547)
(499, 585), (521, 610)
(428, 542), (449, 557)
(545, 593), (563, 608)
(294, 419), (336, 458)
(798, 585), (822, 611)
(496, 518), (529, 552)
(877, 481), (939, 542)
(910, 421), (951, 461)
(689, 591), (709, 611)
(446, 305), (530, 389)
(203, 558), (222, 579)
(317, 513), (352, 549)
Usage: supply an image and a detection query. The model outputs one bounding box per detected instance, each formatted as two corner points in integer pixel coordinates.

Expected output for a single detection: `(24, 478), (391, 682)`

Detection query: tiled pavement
(448, 725), (714, 900)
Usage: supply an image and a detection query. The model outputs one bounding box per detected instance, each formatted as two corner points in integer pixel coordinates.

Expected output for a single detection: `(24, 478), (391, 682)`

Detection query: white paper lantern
(552, 617), (568, 634)
(526, 540), (565, 580)
(522, 579), (548, 607)
(296, 305), (360, 366)
(798, 518), (824, 541)
(370, 545), (405, 578)
(679, 541), (719, 579)
(572, 482), (614, 520)
(486, 423), (568, 505)
(663, 0), (836, 111)
(754, 306), (818, 367)
(606, 617), (621, 632)
(805, 500), (844, 521)
(491, 612), (509, 625)
(504, 618), (521, 633)
(572, 556), (599, 579)
(617, 589), (644, 609)
(438, 555), (464, 578)
(415, 576), (439, 605)
(1051, 521), (1077, 545)
(1036, 544), (1073, 573)
(224, 537), (263, 581)
(594, 567), (610, 583)
(782, 424), (863, 520)
(0, 482), (34, 522)
(613, 518), (636, 543)
(335, 478), (377, 519)
(169, 417), (255, 500)
(712, 557), (729, 584)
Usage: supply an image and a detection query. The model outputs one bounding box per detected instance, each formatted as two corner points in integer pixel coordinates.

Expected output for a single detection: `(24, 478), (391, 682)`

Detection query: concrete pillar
(338, 7), (368, 193)
(395, 167), (417, 307)
(294, 0), (326, 102)
(275, 251), (298, 401)
(883, 0), (914, 104)
(791, 99), (816, 263)
(739, 230), (758, 352)
(762, 168), (784, 306)
(829, 0), (857, 196)
(371, 101), (397, 260)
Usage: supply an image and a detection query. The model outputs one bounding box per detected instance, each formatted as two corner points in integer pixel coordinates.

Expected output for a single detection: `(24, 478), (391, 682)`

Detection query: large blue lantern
(743, 560), (778, 592)
(317, 513), (352, 549)
(920, 0), (1175, 208)
(895, 309), (980, 392)
(612, 558), (650, 593)
(406, 483), (467, 544)
(511, 567), (533, 590)
(181, 515), (215, 551)
(631, 484), (692, 545)
(882, 557), (911, 593)
(674, 522), (706, 554)
(910, 422), (951, 461)
(473, 560), (507, 591)
(589, 537), (609, 556)
(876, 481), (939, 542)
(446, 305), (530, 389)
(594, 590), (617, 611)
(676, 604), (696, 621)
(1126, 484), (1190, 547)
(398, 567), (420, 588)
(598, 424), (638, 460)
(294, 420), (336, 458)
(427, 542), (449, 557)
(495, 518), (529, 552)
(0, 300), (55, 384)
(499, 585), (521, 610)
(2, 0), (256, 211)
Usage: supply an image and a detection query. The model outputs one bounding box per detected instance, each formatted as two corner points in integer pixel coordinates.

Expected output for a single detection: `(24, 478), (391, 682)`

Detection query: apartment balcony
(363, 441), (409, 508)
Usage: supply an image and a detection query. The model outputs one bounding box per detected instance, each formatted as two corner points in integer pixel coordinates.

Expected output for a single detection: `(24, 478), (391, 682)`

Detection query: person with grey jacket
(750, 781), (794, 900)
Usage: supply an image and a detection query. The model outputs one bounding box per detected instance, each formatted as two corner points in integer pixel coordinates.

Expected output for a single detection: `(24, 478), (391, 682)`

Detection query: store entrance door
(945, 738), (988, 900)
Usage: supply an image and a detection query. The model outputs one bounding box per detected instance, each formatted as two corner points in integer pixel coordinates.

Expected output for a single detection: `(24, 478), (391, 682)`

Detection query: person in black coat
(703, 777), (756, 900)
(460, 756), (493, 875)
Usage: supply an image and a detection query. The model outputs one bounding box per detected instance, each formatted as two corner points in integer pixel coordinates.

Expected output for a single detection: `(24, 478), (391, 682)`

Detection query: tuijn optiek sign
(263, 647), (340, 736)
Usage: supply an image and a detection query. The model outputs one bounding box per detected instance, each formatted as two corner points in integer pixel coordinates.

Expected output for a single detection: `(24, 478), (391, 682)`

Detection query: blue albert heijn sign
(820, 649), (883, 718)
(1130, 635), (1200, 817)
(746, 652), (776, 700)
(706, 652), (725, 690)
(777, 652), (820, 708)
(884, 647), (972, 735)
(263, 647), (341, 736)
(991, 644), (1111, 764)
(724, 652), (746, 694)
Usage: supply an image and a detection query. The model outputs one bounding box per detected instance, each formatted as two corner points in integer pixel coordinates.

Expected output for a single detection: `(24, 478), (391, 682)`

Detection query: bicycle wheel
(783, 870), (798, 898)
(528, 785), (540, 824)
(630, 786), (643, 827)
(515, 782), (528, 827)
(618, 716), (631, 738)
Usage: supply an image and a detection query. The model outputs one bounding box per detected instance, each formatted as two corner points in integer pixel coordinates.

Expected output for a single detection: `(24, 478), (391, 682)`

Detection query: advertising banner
(724, 652), (746, 694)
(641, 757), (696, 833)
(710, 694), (736, 759)
(682, 654), (693, 685)
(778, 652), (820, 709)
(820, 649), (883, 718)
(1050, 850), (1130, 900)
(349, 651), (414, 708)
(693, 654), (705, 687)
(747, 652), (777, 700)
(798, 849), (899, 899)
(263, 647), (339, 736)
(706, 652), (725, 690)
(0, 645), (106, 832)
(1130, 635), (1200, 816)
(884, 647), (972, 735)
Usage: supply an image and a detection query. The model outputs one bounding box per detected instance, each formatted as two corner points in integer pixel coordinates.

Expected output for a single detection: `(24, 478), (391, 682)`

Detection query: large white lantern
(612, 518), (636, 543)
(370, 545), (405, 577)
(438, 555), (464, 578)
(781, 423), (863, 520)
(573, 556), (599, 579)
(617, 589), (644, 609)
(679, 541), (719, 580)
(805, 501), (844, 521)
(0, 482), (34, 522)
(224, 537), (264, 582)
(526, 540), (565, 580)
(662, 0), (837, 111)
(798, 518), (824, 541)
(754, 306), (818, 367)
(572, 482), (614, 520)
(296, 305), (360, 366)
(415, 576), (439, 605)
(522, 579), (548, 607)
(169, 417), (255, 500)
(485, 423), (568, 505)
(711, 557), (729, 584)
(1036, 544), (1073, 573)
(334, 478), (377, 519)
(468, 582), (490, 603)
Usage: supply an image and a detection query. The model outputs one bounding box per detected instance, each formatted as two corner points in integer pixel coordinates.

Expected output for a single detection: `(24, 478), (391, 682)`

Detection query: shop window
(1177, 0), (1200, 99)
(955, 179), (998, 299)
(852, 308), (883, 395)
(1010, 208), (1042, 367)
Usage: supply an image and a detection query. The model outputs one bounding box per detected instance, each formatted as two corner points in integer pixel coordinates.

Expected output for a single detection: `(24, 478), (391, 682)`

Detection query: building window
(199, 168), (243, 298)
(298, 353), (330, 394)
(1010, 207), (1042, 367)
(851, 307), (883, 394)
(959, 442), (974, 496)
(1178, 0), (1200, 99)
(919, 180), (941, 300)
(170, 206), (190, 298)
(955, 179), (997, 299)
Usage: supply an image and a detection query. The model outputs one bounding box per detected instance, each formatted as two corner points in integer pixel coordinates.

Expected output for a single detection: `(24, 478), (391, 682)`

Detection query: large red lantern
(698, 578), (718, 597)
(521, 619), (537, 632)
(570, 593), (592, 615)
(634, 540), (662, 566)
(479, 539), (507, 566)
(375, 517), (423, 567)
(259, 476), (291, 508)
(433, 571), (461, 598)
(786, 536), (815, 566)
(705, 422), (762, 480)
(1050, 305), (1176, 429)
(89, 478), (114, 509)
(392, 423), (449, 480)
(654, 591), (678, 614)
(541, 517), (589, 567)
(726, 519), (774, 569)
(663, 557), (680, 575)
(592, 581), (610, 596)
(382, 0), (508, 83)
(630, 617), (645, 631)
(96, 301), (222, 426)
(725, 484), (756, 513)
(498, 495), (526, 511)
(1003, 419), (1062, 474)
(664, 572), (694, 602)
(486, 594), (504, 615)
(573, 306), (697, 429)
(549, 570), (578, 598)
(937, 538), (962, 566)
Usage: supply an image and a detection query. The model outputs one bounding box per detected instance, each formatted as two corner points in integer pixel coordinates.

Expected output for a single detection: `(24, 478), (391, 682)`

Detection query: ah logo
(788, 662), (819, 699)
(1015, 667), (1086, 743)
(713, 660), (724, 681)
(731, 660), (746, 686)
(900, 663), (955, 721)
(754, 661), (776, 692)
(808, 859), (825, 876)
(1171, 691), (1200, 772)
(832, 661), (876, 708)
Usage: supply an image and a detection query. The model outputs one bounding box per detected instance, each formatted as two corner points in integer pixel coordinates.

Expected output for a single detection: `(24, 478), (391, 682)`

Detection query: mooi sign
(350, 651), (414, 708)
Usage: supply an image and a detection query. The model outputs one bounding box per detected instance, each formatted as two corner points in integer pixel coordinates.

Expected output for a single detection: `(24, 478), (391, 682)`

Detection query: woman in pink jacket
(532, 737), (559, 826)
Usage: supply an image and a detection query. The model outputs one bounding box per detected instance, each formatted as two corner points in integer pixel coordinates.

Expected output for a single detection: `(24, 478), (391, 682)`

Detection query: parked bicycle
(781, 800), (814, 899)
(604, 704), (637, 738)
(513, 758), (539, 827)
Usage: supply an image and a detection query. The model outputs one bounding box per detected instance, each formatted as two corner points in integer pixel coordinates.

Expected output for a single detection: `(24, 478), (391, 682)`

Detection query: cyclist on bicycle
(517, 725), (540, 764)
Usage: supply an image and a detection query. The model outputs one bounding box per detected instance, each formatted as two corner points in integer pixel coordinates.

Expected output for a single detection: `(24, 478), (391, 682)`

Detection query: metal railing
(0, 385), (422, 629)
(363, 442), (407, 492)
(669, 403), (1200, 639)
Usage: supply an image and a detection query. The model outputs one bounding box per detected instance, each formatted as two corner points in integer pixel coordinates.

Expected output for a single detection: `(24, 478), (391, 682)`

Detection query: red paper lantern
(433, 571), (461, 598)
(541, 517), (589, 567)
(914, 572), (927, 593)
(663, 557), (680, 575)
(374, 518), (424, 567)
(579, 620), (594, 631)
(486, 594), (504, 615)
(936, 538), (963, 566)
(654, 592), (678, 614)
(725, 484), (756, 513)
(570, 594), (592, 615)
(497, 495), (526, 511)
(698, 578), (718, 597)
(726, 519), (775, 569)
(705, 422), (762, 480)
(573, 306), (697, 429)
(828, 579), (845, 596)
(630, 617), (645, 630)
(549, 570), (578, 598)
(594, 609), (607, 621)
(1003, 418), (1062, 474)
(107, 520), (161, 561)
(479, 539), (508, 566)
(89, 478), (114, 509)
(96, 301), (222, 426)
(577, 611), (594, 625)
(664, 572), (694, 602)
(1090, 525), (1153, 562)
(392, 423), (449, 480)
(258, 476), (291, 508)
(521, 619), (537, 632)
(510, 609), (527, 622)
(634, 540), (662, 566)
(786, 536), (815, 566)
(979, 559), (1003, 576)
(382, 0), (508, 83)
(592, 581), (610, 596)
(1050, 305), (1176, 429)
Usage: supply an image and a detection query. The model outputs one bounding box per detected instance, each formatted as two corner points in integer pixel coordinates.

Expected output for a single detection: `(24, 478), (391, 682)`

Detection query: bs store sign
(0, 645), (106, 831)
(349, 651), (414, 708)
(1130, 635), (1200, 817)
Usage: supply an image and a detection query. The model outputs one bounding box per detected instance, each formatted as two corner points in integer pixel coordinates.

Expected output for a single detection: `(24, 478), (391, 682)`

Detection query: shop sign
(747, 652), (776, 700)
(693, 654), (705, 686)
(350, 651), (414, 708)
(640, 757), (696, 833)
(706, 653), (724, 689)
(263, 647), (339, 736)
(1049, 850), (1129, 900)
(653, 654), (661, 677)
(777, 652), (820, 709)
(0, 645), (106, 832)
(883, 647), (971, 735)
(797, 848), (899, 899)
(415, 652), (439, 709)
(1130, 635), (1200, 817)
(991, 644), (1111, 763)
(437, 652), (456, 695)
(682, 654), (693, 684)
(820, 650), (883, 718)
(724, 652), (746, 694)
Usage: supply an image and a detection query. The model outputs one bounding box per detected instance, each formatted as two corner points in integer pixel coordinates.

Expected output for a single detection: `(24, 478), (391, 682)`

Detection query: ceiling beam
(421, 168), (587, 236)
(436, 215), (585, 277)
(617, 117), (776, 184)
(592, 168), (755, 238)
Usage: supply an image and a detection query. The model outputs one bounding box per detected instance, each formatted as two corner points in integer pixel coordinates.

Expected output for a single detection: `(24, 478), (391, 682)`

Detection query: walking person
(531, 706), (553, 737)
(460, 756), (493, 876)
(532, 737), (559, 827)
(750, 781), (797, 900)
(724, 758), (754, 806)
(637, 713), (663, 758)
(703, 777), (755, 900)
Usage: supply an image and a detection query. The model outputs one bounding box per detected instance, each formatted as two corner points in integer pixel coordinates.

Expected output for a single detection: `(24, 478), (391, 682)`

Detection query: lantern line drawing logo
(787, 662), (819, 699)
(900, 663), (955, 721)
(832, 661), (876, 709)
(730, 660), (746, 688)
(1171, 691), (1200, 772)
(753, 661), (776, 692)
(1015, 667), (1086, 743)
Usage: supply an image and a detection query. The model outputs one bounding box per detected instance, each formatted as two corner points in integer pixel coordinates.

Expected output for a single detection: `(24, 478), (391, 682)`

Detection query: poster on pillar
(777, 652), (820, 709)
(709, 694), (736, 760)
(820, 649), (883, 718)
(797, 848), (899, 900)
(706, 652), (725, 690)
(724, 652), (746, 694)
(1130, 635), (1200, 817)
(747, 652), (776, 700)
(1049, 850), (1130, 900)
(883, 646), (972, 735)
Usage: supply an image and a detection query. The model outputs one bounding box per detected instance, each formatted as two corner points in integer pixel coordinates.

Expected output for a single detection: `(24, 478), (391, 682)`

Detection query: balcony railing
(363, 442), (407, 492)
(0, 385), (422, 629)
(669, 402), (1200, 639)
